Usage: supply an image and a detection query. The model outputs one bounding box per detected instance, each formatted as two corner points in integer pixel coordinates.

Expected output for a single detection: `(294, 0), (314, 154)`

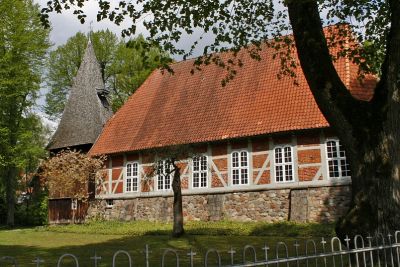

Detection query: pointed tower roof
(48, 41), (113, 151)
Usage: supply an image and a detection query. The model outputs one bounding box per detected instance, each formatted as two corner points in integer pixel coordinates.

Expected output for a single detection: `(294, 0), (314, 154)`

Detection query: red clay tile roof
(90, 35), (376, 155)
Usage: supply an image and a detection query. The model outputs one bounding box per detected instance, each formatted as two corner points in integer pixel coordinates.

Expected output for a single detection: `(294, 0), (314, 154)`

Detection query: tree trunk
(5, 166), (17, 227)
(171, 165), (184, 237)
(287, 0), (400, 239)
(336, 136), (400, 239)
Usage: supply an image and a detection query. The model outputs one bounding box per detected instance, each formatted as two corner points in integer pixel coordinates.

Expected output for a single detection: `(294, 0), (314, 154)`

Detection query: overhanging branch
(286, 0), (367, 147)
(373, 0), (400, 110)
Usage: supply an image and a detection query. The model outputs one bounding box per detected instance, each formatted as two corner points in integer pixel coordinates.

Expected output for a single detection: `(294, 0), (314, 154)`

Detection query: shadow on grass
(0, 223), (337, 267)
(249, 222), (336, 238)
(0, 234), (279, 266)
(40, 221), (336, 238)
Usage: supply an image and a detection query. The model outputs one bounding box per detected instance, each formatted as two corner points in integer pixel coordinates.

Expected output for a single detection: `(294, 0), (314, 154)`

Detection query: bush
(41, 150), (106, 200)
(15, 191), (48, 226)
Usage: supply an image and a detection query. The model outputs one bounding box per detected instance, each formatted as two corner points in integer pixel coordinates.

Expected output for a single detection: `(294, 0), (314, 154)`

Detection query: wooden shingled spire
(48, 40), (113, 153)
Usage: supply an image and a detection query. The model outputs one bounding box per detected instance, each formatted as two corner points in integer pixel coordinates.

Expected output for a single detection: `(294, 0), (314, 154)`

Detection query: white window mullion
(192, 155), (208, 188)
(157, 160), (172, 191)
(336, 142), (343, 177)
(326, 139), (351, 179)
(274, 145), (294, 183)
(125, 162), (139, 192)
(231, 150), (249, 185)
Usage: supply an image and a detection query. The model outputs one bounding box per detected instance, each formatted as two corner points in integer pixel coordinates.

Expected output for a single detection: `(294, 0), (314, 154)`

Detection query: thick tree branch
(385, 0), (400, 102)
(371, 1), (400, 112)
(287, 0), (367, 156)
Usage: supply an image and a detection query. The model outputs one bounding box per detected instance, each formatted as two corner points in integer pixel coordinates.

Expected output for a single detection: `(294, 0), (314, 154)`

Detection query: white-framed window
(157, 160), (172, 190)
(326, 139), (351, 178)
(126, 162), (139, 192)
(192, 155), (208, 188)
(274, 145), (294, 182)
(231, 150), (249, 185)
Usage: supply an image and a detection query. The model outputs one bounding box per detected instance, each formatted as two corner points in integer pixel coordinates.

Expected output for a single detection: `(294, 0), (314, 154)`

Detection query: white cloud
(35, 0), (148, 47)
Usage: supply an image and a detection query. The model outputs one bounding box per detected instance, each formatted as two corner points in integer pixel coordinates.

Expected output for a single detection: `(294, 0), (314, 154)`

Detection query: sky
(33, 0), (285, 130)
(35, 0), (213, 54)
(36, 0), (137, 47)
(35, 0), (147, 130)
(34, 0), (216, 131)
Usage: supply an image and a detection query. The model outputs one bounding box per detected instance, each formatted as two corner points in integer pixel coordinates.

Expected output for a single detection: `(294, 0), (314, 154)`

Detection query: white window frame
(274, 145), (295, 183)
(192, 155), (208, 189)
(125, 161), (140, 193)
(231, 150), (249, 186)
(157, 160), (172, 191)
(325, 139), (351, 179)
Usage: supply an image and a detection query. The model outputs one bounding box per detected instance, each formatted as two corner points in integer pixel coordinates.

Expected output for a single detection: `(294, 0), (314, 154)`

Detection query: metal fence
(1, 231), (400, 267)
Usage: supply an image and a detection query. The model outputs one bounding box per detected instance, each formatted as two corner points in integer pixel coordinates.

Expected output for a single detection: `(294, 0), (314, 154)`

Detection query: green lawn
(0, 221), (336, 266)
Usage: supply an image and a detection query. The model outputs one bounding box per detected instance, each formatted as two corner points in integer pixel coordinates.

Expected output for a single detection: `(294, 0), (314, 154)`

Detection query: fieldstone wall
(307, 186), (351, 222)
(87, 185), (351, 223)
(289, 186), (351, 222)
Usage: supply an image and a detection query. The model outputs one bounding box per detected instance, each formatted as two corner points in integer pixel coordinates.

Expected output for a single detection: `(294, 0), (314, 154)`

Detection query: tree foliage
(40, 0), (387, 83)
(0, 114), (50, 226)
(45, 31), (170, 118)
(40, 0), (400, 237)
(41, 150), (106, 200)
(0, 0), (50, 226)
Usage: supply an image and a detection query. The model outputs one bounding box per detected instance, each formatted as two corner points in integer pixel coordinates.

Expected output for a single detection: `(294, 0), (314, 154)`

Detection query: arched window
(192, 156), (208, 188)
(326, 140), (351, 178)
(126, 162), (139, 192)
(231, 151), (249, 185)
(274, 146), (294, 182)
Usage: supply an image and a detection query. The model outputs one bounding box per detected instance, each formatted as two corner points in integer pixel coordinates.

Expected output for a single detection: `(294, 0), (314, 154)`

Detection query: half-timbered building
(88, 30), (375, 223)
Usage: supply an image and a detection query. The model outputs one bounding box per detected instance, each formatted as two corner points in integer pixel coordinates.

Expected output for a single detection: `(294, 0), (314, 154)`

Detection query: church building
(87, 29), (375, 223)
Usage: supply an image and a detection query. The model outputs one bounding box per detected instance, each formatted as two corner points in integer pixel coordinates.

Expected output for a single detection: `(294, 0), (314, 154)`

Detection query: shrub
(15, 190), (48, 226)
(41, 150), (106, 200)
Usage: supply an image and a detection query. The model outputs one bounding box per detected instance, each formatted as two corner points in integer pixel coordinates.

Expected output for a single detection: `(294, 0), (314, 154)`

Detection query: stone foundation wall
(87, 185), (351, 223)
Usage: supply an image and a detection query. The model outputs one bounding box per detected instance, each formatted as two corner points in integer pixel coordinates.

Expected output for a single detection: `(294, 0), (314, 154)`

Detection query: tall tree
(0, 0), (50, 226)
(108, 35), (169, 111)
(45, 31), (169, 118)
(44, 32), (88, 119)
(41, 0), (398, 237)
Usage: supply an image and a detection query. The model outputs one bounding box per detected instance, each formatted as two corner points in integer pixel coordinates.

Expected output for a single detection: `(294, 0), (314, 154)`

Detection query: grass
(0, 221), (336, 266)
(44, 220), (336, 237)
